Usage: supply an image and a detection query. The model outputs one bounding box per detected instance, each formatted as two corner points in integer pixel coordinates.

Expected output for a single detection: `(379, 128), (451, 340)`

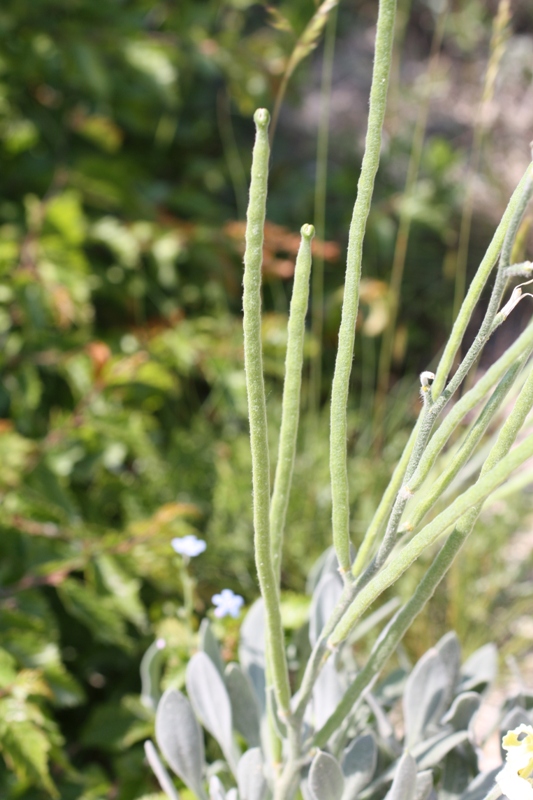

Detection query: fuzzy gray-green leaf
(309, 573), (343, 647)
(308, 751), (345, 800)
(225, 663), (261, 747)
(385, 752), (417, 800)
(237, 748), (267, 800)
(199, 619), (225, 677)
(403, 649), (450, 747)
(341, 733), (377, 800)
(155, 688), (207, 800)
(186, 652), (238, 774)
(441, 692), (480, 732)
(459, 644), (497, 692)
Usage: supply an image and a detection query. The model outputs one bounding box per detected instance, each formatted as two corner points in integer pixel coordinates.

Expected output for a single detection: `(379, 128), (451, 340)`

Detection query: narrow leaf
(199, 619), (225, 677)
(225, 663), (261, 747)
(186, 652), (239, 774)
(459, 644), (497, 692)
(309, 573), (343, 647)
(403, 649), (450, 747)
(385, 752), (417, 800)
(155, 688), (207, 800)
(144, 740), (181, 800)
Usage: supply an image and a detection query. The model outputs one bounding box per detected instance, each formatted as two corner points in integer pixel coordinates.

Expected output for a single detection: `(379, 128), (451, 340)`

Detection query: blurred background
(1, 0), (533, 797)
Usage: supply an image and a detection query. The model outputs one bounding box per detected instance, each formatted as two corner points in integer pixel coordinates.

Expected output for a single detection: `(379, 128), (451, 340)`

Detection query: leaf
(308, 751), (345, 800)
(441, 692), (480, 732)
(309, 573), (343, 647)
(199, 619), (225, 677)
(57, 578), (132, 650)
(436, 631), (462, 702)
(239, 600), (266, 716)
(385, 752), (417, 800)
(459, 768), (501, 800)
(155, 688), (207, 800)
(416, 730), (469, 771)
(144, 740), (181, 800)
(341, 733), (377, 800)
(225, 663), (261, 747)
(95, 554), (147, 630)
(459, 644), (497, 692)
(0, 708), (57, 796)
(140, 639), (167, 711)
(186, 652), (239, 774)
(414, 771), (433, 800)
(312, 657), (345, 731)
(237, 748), (267, 800)
(403, 649), (450, 748)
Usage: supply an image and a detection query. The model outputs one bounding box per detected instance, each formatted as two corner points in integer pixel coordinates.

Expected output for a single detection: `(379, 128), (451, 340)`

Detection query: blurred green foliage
(0, 0), (532, 797)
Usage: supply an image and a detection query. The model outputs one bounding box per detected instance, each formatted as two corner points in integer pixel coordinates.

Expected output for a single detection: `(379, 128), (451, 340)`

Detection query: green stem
(330, 0), (397, 574)
(310, 4), (337, 413)
(314, 352), (533, 747)
(329, 427), (533, 646)
(432, 163), (533, 399)
(243, 108), (291, 715)
(271, 225), (315, 580)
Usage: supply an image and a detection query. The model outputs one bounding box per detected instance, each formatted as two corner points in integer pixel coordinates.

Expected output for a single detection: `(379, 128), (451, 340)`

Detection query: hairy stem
(271, 225), (315, 579)
(330, 0), (398, 573)
(243, 108), (291, 714)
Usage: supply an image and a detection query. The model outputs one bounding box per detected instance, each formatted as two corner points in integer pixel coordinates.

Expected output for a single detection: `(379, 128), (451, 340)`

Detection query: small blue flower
(212, 589), (244, 619)
(171, 535), (206, 558)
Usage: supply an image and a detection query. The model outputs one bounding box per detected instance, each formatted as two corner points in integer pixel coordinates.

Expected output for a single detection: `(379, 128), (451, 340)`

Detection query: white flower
(212, 589), (244, 618)
(496, 724), (533, 800)
(171, 535), (206, 558)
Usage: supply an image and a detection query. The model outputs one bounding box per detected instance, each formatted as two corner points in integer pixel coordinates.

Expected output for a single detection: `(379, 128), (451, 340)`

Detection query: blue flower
(212, 589), (244, 618)
(171, 535), (206, 558)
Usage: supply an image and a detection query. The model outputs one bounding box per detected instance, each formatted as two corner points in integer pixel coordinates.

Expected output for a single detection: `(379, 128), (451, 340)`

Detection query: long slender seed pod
(432, 163), (533, 399)
(314, 349), (533, 748)
(243, 108), (291, 714)
(271, 225), (315, 580)
(328, 428), (533, 646)
(330, 0), (398, 574)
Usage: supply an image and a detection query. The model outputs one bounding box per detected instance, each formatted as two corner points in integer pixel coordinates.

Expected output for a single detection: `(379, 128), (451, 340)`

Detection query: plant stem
(310, 4), (337, 413)
(432, 163), (533, 399)
(329, 427), (533, 646)
(243, 108), (291, 715)
(314, 350), (533, 746)
(271, 225), (315, 580)
(330, 0), (398, 574)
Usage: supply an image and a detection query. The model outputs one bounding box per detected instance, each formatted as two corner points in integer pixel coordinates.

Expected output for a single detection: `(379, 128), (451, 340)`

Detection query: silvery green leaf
(199, 619), (225, 677)
(226, 790), (238, 800)
(436, 632), (461, 703)
(306, 547), (343, 594)
(239, 600), (266, 716)
(186, 652), (239, 775)
(458, 644), (497, 692)
(155, 688), (207, 800)
(441, 749), (473, 800)
(309, 573), (343, 647)
(237, 748), (267, 800)
(385, 752), (417, 800)
(225, 663), (260, 747)
(459, 768), (500, 800)
(403, 649), (450, 747)
(442, 692), (480, 732)
(140, 639), (166, 711)
(209, 775), (226, 800)
(414, 770), (433, 800)
(312, 657), (345, 731)
(416, 730), (469, 770)
(144, 739), (181, 800)
(341, 733), (377, 800)
(308, 751), (345, 800)
(266, 685), (287, 740)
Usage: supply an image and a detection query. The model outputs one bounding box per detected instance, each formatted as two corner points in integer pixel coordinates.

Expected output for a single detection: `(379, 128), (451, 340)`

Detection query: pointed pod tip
(254, 108), (270, 129)
(301, 223), (315, 239)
